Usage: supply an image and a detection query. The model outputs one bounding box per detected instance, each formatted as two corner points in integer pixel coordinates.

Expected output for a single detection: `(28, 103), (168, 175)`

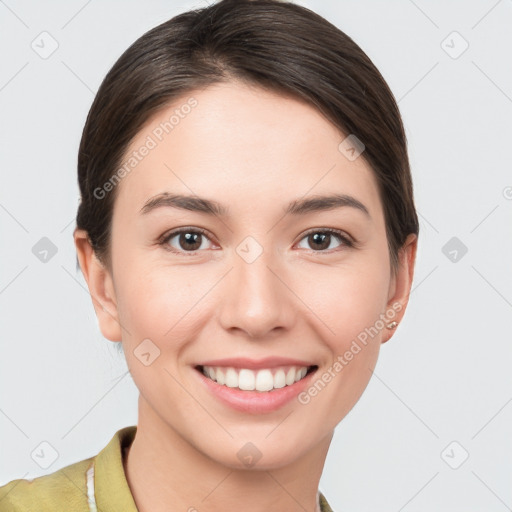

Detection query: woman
(0, 0), (418, 510)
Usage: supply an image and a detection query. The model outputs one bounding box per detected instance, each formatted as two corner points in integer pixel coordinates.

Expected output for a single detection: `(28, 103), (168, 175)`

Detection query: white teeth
(238, 369), (255, 390)
(201, 365), (311, 392)
(225, 367), (238, 388)
(216, 367), (226, 385)
(273, 369), (286, 389)
(255, 369), (274, 391)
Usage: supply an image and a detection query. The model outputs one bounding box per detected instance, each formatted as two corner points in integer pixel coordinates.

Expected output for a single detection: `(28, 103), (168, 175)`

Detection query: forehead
(112, 81), (382, 222)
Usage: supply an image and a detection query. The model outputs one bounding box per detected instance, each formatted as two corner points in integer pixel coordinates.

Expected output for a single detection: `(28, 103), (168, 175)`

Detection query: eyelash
(158, 226), (355, 256)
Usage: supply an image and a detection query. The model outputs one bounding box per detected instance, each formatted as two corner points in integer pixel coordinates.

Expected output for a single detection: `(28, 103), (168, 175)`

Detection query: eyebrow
(140, 192), (370, 219)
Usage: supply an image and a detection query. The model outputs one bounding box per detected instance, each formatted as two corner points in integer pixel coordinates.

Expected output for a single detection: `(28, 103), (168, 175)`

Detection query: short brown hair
(76, 0), (419, 274)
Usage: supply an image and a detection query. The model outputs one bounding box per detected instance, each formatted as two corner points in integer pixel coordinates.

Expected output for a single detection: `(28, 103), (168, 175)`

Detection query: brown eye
(297, 229), (352, 252)
(308, 232), (331, 250)
(176, 232), (203, 251)
(160, 228), (214, 254)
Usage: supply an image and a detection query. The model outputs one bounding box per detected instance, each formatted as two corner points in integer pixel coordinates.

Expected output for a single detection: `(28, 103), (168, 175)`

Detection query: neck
(123, 396), (331, 512)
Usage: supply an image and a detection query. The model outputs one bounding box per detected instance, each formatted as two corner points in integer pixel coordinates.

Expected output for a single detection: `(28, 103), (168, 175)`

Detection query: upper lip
(195, 357), (317, 370)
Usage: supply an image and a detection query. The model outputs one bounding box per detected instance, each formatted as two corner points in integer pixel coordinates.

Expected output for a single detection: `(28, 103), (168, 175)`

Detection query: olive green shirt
(0, 425), (334, 511)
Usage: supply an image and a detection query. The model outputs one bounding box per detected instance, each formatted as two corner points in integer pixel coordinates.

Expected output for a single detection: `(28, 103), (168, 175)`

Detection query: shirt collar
(93, 425), (139, 512)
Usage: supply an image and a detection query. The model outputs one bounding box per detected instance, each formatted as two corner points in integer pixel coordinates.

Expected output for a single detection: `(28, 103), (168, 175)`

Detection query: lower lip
(194, 367), (317, 414)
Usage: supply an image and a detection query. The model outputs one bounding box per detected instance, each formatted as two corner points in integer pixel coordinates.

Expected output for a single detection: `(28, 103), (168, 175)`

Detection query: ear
(73, 228), (123, 342)
(381, 233), (418, 344)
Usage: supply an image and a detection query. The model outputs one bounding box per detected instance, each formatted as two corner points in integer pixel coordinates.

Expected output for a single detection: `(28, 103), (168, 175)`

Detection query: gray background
(1, 1), (511, 510)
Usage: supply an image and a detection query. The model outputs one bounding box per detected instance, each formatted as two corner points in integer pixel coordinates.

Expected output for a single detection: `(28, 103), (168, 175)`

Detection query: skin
(74, 80), (417, 512)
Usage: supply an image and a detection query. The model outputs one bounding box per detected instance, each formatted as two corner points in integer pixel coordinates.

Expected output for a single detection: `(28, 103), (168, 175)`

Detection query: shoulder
(0, 425), (137, 512)
(0, 457), (94, 512)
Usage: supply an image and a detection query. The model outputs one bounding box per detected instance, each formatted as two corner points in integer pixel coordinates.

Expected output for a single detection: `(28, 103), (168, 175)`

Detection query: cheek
(114, 265), (203, 404)
(114, 262), (201, 353)
(293, 266), (388, 428)
(295, 259), (391, 349)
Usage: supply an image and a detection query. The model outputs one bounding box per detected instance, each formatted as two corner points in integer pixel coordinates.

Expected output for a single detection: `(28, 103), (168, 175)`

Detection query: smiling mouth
(195, 364), (318, 392)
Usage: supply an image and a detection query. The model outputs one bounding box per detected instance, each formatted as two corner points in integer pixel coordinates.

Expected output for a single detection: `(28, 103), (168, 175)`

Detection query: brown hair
(75, 0), (419, 274)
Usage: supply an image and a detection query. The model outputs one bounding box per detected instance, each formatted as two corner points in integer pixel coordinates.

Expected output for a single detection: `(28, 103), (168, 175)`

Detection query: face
(78, 81), (415, 470)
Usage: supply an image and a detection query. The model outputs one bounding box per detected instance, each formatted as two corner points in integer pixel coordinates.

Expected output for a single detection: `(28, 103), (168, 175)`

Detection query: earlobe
(381, 233), (418, 344)
(73, 228), (123, 342)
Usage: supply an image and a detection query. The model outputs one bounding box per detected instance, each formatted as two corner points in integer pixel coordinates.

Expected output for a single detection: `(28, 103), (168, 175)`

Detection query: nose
(217, 247), (297, 340)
